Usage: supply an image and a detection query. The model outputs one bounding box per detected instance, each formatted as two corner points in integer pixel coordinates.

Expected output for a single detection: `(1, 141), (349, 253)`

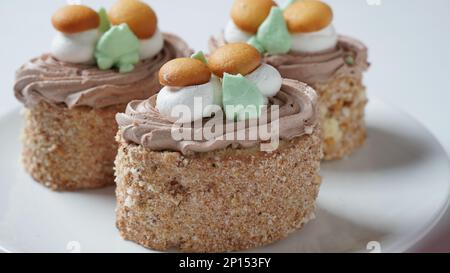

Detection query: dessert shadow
(322, 125), (432, 173)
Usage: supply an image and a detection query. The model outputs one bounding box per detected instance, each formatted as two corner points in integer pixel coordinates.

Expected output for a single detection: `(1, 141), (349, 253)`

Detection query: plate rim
(1, 98), (450, 253)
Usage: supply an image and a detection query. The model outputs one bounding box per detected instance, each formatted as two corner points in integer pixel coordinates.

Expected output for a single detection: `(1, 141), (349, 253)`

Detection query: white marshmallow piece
(246, 64), (282, 98)
(139, 28), (165, 60)
(156, 78), (223, 123)
(291, 24), (338, 53)
(210, 76), (223, 107)
(51, 29), (99, 64)
(224, 20), (253, 43)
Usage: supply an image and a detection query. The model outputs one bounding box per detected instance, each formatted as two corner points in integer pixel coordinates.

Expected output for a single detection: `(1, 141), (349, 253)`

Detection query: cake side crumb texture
(115, 127), (323, 252)
(22, 101), (124, 191)
(316, 74), (367, 160)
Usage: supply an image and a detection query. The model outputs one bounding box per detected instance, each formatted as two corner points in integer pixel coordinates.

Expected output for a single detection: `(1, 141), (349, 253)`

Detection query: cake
(209, 0), (370, 160)
(14, 1), (192, 191)
(114, 44), (322, 252)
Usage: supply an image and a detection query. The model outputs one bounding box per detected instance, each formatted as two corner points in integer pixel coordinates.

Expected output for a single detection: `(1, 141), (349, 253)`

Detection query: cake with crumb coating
(114, 44), (322, 252)
(14, 1), (192, 191)
(209, 0), (369, 160)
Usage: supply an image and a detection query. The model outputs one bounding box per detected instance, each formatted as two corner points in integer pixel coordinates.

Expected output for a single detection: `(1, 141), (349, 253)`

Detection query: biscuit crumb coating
(21, 101), (124, 191)
(115, 126), (322, 252)
(315, 74), (367, 160)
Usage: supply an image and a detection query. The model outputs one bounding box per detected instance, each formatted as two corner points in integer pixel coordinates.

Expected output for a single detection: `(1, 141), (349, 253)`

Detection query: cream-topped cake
(114, 43), (322, 252)
(14, 1), (192, 191)
(210, 0), (370, 160)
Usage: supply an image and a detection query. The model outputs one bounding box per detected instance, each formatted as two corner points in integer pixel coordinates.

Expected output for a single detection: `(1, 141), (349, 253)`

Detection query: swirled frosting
(209, 34), (369, 85)
(15, 33), (192, 109)
(116, 79), (319, 154)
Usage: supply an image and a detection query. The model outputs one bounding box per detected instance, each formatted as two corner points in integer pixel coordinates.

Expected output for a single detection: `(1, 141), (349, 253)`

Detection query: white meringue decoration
(224, 20), (253, 43)
(210, 76), (223, 107)
(51, 29), (99, 64)
(139, 28), (164, 60)
(290, 24), (338, 53)
(156, 77), (223, 123)
(246, 64), (282, 98)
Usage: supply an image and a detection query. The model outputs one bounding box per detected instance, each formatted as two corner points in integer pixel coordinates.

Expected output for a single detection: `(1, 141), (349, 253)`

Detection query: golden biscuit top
(52, 5), (100, 34)
(284, 0), (333, 33)
(208, 43), (262, 78)
(159, 58), (212, 87)
(231, 0), (277, 34)
(109, 0), (158, 39)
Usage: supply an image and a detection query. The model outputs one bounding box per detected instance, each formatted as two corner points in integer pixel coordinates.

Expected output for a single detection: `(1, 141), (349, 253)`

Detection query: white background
(0, 0), (449, 252)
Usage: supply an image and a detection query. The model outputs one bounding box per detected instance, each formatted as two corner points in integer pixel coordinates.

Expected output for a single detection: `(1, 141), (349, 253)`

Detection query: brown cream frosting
(209, 34), (369, 85)
(116, 79), (319, 154)
(14, 33), (192, 109)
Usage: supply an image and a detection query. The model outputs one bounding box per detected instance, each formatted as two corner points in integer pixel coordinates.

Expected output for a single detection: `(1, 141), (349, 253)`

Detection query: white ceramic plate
(0, 98), (449, 253)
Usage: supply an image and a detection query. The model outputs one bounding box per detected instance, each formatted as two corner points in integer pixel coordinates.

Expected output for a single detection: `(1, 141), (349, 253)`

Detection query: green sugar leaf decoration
(191, 51), (208, 64)
(95, 24), (140, 73)
(222, 73), (265, 121)
(247, 36), (266, 53)
(98, 8), (111, 33)
(345, 55), (355, 66)
(256, 7), (292, 55)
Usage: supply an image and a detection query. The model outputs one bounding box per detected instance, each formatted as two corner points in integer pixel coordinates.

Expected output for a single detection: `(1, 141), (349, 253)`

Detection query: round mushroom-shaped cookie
(52, 5), (100, 34)
(109, 0), (158, 39)
(208, 43), (261, 78)
(231, 0), (277, 34)
(51, 5), (101, 63)
(159, 58), (211, 87)
(284, 0), (333, 33)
